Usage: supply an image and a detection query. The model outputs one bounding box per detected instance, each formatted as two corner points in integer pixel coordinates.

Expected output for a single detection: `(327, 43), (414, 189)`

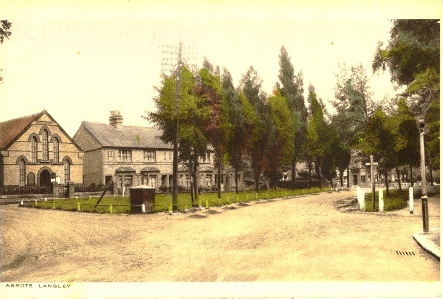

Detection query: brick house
(0, 110), (83, 188)
(73, 111), (218, 195)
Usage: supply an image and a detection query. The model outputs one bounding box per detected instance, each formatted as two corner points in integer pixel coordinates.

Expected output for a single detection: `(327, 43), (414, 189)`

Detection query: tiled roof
(81, 122), (171, 149)
(0, 111), (42, 149)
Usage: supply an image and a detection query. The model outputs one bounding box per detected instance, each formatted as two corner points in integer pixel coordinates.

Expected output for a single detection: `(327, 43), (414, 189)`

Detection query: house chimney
(109, 110), (123, 129)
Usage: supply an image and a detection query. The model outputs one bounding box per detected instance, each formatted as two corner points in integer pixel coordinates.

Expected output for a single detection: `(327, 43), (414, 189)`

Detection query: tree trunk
(429, 165), (434, 186)
(192, 150), (199, 206)
(396, 167), (402, 191)
(291, 158), (296, 190)
(217, 155), (221, 198)
(384, 168), (390, 196)
(308, 160), (312, 189)
(255, 170), (260, 193)
(347, 166), (350, 188)
(339, 170), (344, 187)
(410, 164), (414, 187)
(235, 167), (239, 194)
(317, 160), (322, 189)
(189, 157), (194, 206)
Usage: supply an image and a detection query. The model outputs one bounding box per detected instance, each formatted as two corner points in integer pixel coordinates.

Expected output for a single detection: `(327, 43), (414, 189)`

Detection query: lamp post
(410, 87), (433, 233)
(418, 118), (429, 232)
(161, 43), (198, 212)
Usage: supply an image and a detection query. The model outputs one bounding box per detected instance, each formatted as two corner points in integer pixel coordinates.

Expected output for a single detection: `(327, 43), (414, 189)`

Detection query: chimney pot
(109, 110), (123, 129)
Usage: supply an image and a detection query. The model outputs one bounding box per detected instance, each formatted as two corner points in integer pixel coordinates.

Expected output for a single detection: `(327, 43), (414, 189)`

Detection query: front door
(40, 170), (51, 187)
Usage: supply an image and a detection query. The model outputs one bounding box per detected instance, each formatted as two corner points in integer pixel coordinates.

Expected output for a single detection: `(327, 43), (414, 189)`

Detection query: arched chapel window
(64, 160), (70, 183)
(19, 159), (26, 186)
(31, 136), (38, 163)
(53, 138), (59, 163)
(42, 129), (49, 161)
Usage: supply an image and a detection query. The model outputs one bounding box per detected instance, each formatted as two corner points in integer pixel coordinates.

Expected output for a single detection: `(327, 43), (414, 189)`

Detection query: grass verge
(25, 187), (329, 214)
(364, 189), (409, 212)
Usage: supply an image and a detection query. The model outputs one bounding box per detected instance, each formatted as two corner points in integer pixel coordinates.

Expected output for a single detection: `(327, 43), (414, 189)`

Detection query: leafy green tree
(264, 90), (295, 188)
(305, 84), (328, 189)
(357, 108), (398, 195)
(277, 46), (306, 189)
(392, 98), (420, 188)
(0, 20), (12, 84)
(332, 63), (375, 187)
(195, 67), (228, 198)
(147, 66), (210, 206)
(373, 19), (440, 170)
(239, 66), (268, 192)
(222, 69), (247, 193)
(372, 19), (439, 87)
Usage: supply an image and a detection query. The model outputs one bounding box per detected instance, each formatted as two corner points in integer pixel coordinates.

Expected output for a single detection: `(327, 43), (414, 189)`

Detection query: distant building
(73, 111), (220, 195)
(0, 110), (83, 187)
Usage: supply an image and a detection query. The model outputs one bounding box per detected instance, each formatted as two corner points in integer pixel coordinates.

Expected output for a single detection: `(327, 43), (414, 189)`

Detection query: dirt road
(0, 190), (439, 282)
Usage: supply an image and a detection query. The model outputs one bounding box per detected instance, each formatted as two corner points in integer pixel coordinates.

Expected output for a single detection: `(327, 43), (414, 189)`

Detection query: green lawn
(364, 189), (409, 212)
(29, 187), (329, 214)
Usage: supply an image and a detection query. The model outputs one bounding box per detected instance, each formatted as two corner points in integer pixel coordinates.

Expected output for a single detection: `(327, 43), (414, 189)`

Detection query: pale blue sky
(0, 0), (441, 136)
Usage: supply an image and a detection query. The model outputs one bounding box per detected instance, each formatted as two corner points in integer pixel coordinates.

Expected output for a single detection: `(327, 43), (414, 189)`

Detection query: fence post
(409, 186), (414, 214)
(77, 201), (80, 212)
(52, 200), (56, 210)
(45, 197), (47, 201)
(378, 189), (384, 212)
(109, 204), (113, 214)
(35, 199), (38, 207)
(142, 203), (146, 214)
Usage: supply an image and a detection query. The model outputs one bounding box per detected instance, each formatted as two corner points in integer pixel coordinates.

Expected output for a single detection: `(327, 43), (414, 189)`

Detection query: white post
(142, 203), (146, 213)
(20, 200), (23, 206)
(360, 189), (365, 211)
(409, 186), (414, 214)
(122, 186), (125, 197)
(378, 188), (384, 212)
(44, 197), (47, 201)
(356, 187), (365, 211)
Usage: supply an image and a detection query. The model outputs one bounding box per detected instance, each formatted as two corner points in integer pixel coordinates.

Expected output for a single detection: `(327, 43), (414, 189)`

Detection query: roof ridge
(0, 110), (42, 125)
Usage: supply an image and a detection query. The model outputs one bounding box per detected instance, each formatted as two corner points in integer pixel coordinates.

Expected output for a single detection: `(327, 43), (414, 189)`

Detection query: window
(31, 136), (37, 163)
(144, 150), (156, 162)
(149, 175), (157, 187)
(19, 159), (26, 186)
(27, 172), (35, 186)
(108, 151), (115, 160)
(64, 160), (70, 183)
(53, 138), (59, 163)
(119, 150), (132, 162)
(42, 129), (49, 160)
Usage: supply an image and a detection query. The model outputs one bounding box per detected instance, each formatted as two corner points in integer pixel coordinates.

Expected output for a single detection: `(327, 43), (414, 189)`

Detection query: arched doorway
(40, 169), (51, 187)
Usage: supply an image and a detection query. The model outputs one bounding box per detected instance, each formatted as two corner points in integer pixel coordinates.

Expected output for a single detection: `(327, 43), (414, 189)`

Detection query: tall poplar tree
(240, 67), (268, 192)
(278, 46), (306, 189)
(305, 84), (328, 189)
(222, 69), (247, 193)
